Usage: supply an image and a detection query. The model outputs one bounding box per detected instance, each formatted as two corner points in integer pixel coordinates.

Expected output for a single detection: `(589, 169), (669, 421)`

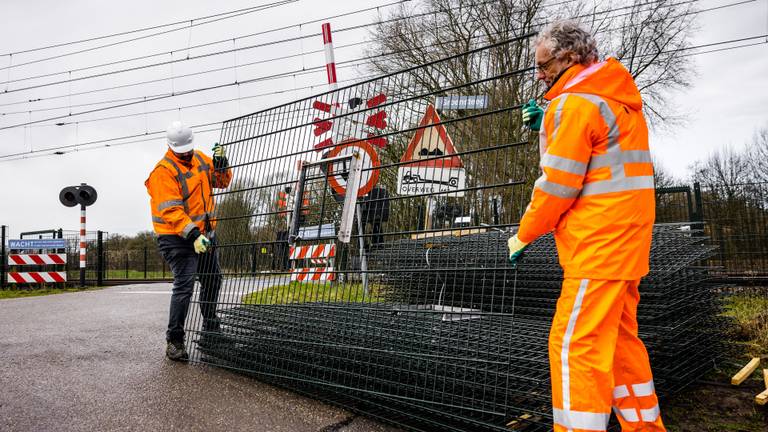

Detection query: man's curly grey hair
(535, 20), (599, 65)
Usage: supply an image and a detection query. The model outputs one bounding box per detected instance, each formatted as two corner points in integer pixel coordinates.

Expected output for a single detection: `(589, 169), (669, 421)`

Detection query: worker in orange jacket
(145, 121), (233, 361)
(509, 21), (665, 431)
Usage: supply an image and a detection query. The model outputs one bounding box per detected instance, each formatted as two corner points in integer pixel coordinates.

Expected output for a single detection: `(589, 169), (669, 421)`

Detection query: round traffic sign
(326, 140), (380, 198)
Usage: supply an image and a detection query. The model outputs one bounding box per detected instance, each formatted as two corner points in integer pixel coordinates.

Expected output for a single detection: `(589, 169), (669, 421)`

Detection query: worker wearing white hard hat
(144, 121), (232, 361)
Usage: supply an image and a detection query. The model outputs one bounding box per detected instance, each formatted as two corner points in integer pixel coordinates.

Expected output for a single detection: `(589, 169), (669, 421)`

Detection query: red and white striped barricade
(289, 242), (336, 282)
(7, 238), (68, 285)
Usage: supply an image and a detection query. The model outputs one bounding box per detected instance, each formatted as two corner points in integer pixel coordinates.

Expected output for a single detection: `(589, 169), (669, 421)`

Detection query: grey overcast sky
(0, 0), (766, 238)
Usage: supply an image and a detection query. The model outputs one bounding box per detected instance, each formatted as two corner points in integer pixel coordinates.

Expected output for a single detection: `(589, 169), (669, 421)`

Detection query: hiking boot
(166, 340), (188, 361)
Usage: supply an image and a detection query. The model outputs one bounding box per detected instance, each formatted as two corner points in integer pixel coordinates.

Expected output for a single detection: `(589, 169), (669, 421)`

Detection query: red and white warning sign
(312, 93), (389, 151)
(8, 271), (67, 283)
(397, 104), (466, 196)
(326, 140), (380, 198)
(8, 254), (66, 265)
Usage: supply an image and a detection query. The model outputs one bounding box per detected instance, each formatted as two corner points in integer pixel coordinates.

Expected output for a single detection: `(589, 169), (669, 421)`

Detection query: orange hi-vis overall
(517, 59), (665, 431)
(145, 149), (233, 238)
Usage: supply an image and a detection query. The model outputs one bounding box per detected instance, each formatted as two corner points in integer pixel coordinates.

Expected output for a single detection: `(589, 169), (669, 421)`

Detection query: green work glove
(521, 99), (544, 132)
(212, 142), (226, 159)
(507, 234), (529, 268)
(193, 234), (211, 254)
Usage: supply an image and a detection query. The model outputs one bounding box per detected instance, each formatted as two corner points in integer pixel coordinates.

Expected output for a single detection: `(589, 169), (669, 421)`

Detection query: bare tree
(362, 0), (698, 227)
(745, 126), (768, 183)
(367, 0), (697, 127)
(652, 156), (678, 188)
(598, 0), (697, 129)
(690, 145), (751, 200)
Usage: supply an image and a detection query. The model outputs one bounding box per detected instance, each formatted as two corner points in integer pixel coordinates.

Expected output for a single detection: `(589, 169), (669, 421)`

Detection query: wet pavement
(0, 284), (401, 432)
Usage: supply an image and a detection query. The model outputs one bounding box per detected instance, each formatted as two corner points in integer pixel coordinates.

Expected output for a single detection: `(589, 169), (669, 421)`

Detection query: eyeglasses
(536, 56), (557, 71)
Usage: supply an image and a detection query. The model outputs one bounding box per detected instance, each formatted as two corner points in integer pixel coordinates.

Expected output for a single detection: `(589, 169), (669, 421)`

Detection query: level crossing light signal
(59, 184), (97, 207)
(59, 183), (97, 287)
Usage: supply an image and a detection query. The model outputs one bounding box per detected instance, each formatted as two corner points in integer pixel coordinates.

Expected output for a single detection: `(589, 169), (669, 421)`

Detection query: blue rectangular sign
(8, 239), (67, 249)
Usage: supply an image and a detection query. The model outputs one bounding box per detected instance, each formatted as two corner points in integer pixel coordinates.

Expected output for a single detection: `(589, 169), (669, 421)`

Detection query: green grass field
(242, 281), (382, 305)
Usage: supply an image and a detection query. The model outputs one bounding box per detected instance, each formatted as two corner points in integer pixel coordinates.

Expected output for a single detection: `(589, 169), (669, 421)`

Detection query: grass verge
(722, 291), (768, 357)
(0, 286), (104, 300)
(242, 281), (382, 304)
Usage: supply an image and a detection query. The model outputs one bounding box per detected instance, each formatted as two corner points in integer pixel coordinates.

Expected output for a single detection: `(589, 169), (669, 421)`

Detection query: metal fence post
(97, 231), (104, 286)
(143, 246), (148, 279)
(692, 182), (704, 223)
(125, 252), (129, 279)
(1, 225), (6, 288)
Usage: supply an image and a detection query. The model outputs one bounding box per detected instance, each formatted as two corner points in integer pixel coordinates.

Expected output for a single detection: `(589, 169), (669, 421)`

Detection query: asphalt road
(0, 283), (401, 432)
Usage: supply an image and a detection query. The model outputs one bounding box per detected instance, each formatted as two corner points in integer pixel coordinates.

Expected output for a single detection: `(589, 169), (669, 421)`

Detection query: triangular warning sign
(400, 104), (463, 168)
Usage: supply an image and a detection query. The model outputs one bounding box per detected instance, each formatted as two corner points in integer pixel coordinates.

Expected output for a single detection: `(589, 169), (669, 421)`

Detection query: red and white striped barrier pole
(321, 23), (337, 91)
(80, 204), (86, 286)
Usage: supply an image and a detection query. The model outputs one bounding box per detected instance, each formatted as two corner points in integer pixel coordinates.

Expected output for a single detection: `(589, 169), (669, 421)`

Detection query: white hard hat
(166, 121), (195, 153)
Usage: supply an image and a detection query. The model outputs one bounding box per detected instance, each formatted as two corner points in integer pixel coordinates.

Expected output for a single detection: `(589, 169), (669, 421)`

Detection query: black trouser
(158, 234), (222, 343)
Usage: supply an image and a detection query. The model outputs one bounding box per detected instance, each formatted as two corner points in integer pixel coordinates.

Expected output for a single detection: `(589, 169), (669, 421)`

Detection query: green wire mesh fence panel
(183, 35), (727, 432)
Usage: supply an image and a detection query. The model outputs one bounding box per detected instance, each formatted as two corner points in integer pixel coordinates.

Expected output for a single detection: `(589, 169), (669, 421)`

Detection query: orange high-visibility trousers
(549, 278), (666, 431)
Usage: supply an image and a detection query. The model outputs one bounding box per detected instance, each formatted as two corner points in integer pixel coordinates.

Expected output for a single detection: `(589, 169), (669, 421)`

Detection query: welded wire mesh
(182, 34), (727, 432)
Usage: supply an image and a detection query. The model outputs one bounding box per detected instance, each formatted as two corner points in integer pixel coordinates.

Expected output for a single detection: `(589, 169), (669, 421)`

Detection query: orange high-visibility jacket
(517, 58), (655, 280)
(145, 149), (233, 238)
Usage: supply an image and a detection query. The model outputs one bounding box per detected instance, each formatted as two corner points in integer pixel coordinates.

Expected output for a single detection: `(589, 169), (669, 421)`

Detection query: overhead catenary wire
(1, 0), (413, 86)
(18, 27), (767, 128)
(0, 0), (721, 113)
(1, 0), (747, 117)
(0, 1), (305, 58)
(0, 0), (756, 131)
(0, 31), (763, 163)
(0, 0), (300, 71)
(0, 0), (512, 95)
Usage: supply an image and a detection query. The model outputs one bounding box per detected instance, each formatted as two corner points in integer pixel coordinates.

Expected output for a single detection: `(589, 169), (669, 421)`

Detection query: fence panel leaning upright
(186, 34), (561, 431)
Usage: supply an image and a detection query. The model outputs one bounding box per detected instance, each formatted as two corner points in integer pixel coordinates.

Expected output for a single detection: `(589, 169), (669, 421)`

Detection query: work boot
(166, 340), (188, 361)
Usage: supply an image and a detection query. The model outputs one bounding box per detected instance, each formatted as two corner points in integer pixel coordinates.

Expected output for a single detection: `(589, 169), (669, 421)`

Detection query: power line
(0, 0), (711, 113)
(0, 0), (299, 70)
(1, 32), (763, 162)
(0, 0), (659, 104)
(2, 0), (409, 86)
(0, 38), (376, 116)
(0, 0), (493, 95)
(0, 1), (303, 57)
(29, 73), (372, 128)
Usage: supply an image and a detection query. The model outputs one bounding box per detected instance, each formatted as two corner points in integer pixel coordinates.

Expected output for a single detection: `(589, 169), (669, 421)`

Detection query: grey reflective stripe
(535, 175), (581, 198)
(613, 406), (639, 422)
(550, 94), (569, 144)
(612, 385), (630, 399)
(541, 153), (587, 175)
(560, 279), (590, 417)
(632, 379), (655, 397)
(163, 157), (191, 208)
(152, 216), (168, 225)
(194, 153), (211, 173)
(559, 92), (654, 196)
(157, 199), (184, 211)
(589, 150), (652, 168)
(190, 213), (211, 222)
(570, 93), (623, 179)
(581, 175), (655, 196)
(181, 222), (197, 238)
(553, 408), (609, 430)
(640, 405), (660, 422)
